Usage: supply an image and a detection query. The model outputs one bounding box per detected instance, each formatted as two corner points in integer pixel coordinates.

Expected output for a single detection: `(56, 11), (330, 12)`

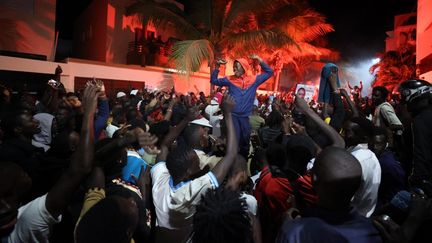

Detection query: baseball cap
(116, 92), (126, 98)
(190, 117), (212, 128)
(130, 89), (138, 96)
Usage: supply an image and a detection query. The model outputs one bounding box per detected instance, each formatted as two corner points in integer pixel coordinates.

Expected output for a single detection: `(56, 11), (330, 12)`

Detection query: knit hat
(213, 92), (223, 105)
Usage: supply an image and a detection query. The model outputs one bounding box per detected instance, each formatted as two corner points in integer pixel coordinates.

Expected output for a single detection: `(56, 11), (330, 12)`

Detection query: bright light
(342, 59), (377, 97)
(371, 58), (381, 65)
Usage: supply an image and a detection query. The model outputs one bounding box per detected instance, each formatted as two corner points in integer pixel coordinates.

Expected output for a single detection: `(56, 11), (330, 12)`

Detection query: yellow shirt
(74, 188), (135, 243)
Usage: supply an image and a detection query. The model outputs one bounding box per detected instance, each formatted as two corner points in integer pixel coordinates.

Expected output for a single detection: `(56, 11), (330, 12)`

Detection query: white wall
(0, 55), (211, 94)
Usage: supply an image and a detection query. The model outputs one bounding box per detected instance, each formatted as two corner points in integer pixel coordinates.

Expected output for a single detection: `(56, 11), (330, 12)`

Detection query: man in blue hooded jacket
(211, 54), (273, 157)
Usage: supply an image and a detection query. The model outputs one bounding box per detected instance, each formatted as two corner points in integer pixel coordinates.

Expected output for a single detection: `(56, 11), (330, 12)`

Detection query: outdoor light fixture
(371, 58), (381, 64)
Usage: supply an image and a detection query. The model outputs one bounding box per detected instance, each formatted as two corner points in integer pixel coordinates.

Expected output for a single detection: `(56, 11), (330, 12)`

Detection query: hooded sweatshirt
(32, 113), (55, 152)
(211, 59), (273, 117)
(318, 63), (341, 104)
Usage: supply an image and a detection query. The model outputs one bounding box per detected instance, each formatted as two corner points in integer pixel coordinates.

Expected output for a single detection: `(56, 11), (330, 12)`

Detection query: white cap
(190, 117), (212, 128)
(130, 89), (138, 96)
(116, 92), (126, 98)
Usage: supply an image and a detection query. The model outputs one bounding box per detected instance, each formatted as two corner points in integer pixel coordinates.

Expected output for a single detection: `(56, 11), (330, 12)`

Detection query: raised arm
(46, 84), (101, 218)
(251, 54), (274, 86)
(294, 94), (345, 148)
(211, 94), (238, 183)
(93, 80), (109, 139)
(210, 59), (230, 87)
(163, 106), (199, 147)
(340, 88), (359, 118)
(153, 107), (200, 162)
(164, 98), (176, 121)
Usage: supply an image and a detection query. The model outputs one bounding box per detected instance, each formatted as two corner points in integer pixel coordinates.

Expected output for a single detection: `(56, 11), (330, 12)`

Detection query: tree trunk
(274, 70), (281, 92)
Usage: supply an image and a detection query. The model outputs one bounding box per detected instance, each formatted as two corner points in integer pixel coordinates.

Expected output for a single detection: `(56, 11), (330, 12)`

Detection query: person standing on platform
(211, 55), (273, 157)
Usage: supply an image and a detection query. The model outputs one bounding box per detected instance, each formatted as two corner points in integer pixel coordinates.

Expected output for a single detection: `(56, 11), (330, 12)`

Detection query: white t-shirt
(8, 194), (61, 243)
(194, 149), (222, 170)
(349, 144), (382, 217)
(106, 124), (119, 138)
(307, 144), (381, 218)
(151, 162), (219, 243)
(241, 193), (258, 216)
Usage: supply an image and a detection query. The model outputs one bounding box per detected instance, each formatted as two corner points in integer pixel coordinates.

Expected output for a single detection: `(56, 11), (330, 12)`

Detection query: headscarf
(318, 63), (341, 104)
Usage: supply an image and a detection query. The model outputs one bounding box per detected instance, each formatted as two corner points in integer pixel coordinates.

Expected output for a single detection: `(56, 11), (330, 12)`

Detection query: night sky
(309, 0), (417, 62)
(56, 0), (418, 62)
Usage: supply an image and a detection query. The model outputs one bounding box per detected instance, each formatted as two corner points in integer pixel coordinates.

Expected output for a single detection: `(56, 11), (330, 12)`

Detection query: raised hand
(138, 132), (160, 155)
(185, 106), (201, 121)
(94, 79), (107, 99)
(82, 83), (101, 114)
(294, 94), (310, 113)
(214, 58), (227, 70)
(221, 94), (236, 113)
(250, 54), (263, 62)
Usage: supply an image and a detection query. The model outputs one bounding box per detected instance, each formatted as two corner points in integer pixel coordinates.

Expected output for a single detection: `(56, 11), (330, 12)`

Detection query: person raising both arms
(211, 54), (273, 157)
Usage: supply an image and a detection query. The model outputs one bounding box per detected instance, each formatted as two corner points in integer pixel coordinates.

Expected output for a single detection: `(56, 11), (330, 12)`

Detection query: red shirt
(253, 166), (317, 242)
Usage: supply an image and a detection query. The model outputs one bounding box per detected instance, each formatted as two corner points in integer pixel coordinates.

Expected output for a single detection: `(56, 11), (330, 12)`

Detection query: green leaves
(126, 0), (334, 79)
(171, 39), (214, 74)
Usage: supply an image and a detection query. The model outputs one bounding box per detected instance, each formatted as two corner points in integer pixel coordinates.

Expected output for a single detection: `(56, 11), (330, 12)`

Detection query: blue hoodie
(211, 61), (273, 117)
(318, 63), (341, 104)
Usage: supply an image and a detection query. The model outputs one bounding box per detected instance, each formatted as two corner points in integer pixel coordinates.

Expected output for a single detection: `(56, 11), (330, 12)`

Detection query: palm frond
(256, 1), (304, 29)
(222, 29), (298, 57)
(170, 39), (214, 75)
(281, 10), (334, 42)
(284, 42), (332, 58)
(126, 0), (202, 39)
(209, 0), (231, 37)
(223, 0), (292, 33)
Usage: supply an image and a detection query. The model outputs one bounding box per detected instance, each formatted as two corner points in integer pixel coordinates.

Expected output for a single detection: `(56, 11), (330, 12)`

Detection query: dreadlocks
(192, 188), (252, 243)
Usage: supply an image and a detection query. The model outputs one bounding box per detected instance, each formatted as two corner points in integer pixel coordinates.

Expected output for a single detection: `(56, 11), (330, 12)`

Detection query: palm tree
(370, 44), (416, 92)
(126, 0), (333, 90)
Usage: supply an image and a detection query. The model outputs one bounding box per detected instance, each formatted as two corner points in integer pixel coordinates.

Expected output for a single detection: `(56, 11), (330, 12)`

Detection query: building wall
(385, 13), (416, 53)
(106, 0), (136, 64)
(417, 0), (432, 81)
(0, 55), (211, 95)
(0, 0), (56, 59)
(107, 0), (187, 65)
(385, 31), (397, 52)
(73, 0), (108, 62)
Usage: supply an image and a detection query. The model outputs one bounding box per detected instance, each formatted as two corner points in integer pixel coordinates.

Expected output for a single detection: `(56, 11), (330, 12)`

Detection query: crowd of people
(1, 56), (432, 243)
